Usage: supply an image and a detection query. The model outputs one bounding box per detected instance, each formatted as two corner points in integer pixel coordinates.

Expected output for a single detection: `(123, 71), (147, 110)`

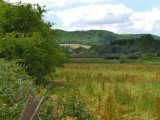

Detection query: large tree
(0, 1), (65, 84)
(136, 34), (154, 53)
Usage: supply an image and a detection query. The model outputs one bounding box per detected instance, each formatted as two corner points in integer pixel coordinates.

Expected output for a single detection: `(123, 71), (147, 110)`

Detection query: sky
(5, 0), (160, 36)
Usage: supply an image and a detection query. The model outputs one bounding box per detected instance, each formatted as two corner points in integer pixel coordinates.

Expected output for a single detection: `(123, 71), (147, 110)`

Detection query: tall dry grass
(50, 63), (160, 119)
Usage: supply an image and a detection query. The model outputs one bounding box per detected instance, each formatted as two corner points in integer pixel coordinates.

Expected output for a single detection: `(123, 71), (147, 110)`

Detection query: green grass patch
(60, 44), (91, 49)
(50, 63), (160, 119)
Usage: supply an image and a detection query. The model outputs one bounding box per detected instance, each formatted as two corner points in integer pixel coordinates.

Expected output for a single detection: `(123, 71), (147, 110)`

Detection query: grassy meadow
(60, 44), (91, 49)
(45, 63), (160, 120)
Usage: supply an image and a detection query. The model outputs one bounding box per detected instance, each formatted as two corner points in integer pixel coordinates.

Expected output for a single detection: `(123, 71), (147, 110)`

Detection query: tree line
(89, 34), (160, 57)
(0, 1), (65, 84)
(63, 34), (160, 58)
(57, 30), (150, 45)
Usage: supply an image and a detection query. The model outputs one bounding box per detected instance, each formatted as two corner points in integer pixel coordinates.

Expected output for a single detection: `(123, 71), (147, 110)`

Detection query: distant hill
(55, 29), (160, 45)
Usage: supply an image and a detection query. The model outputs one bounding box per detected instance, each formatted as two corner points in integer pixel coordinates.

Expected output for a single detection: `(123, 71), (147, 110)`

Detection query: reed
(49, 63), (160, 119)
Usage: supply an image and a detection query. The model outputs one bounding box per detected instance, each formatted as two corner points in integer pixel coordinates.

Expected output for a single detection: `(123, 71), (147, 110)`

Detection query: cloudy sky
(5, 0), (160, 35)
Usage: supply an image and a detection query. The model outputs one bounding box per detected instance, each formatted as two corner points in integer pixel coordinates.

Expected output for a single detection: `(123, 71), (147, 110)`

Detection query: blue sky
(6, 0), (160, 36)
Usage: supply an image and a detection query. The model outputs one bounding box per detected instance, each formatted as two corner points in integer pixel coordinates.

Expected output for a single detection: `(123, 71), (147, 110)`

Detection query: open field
(44, 63), (160, 120)
(68, 57), (102, 61)
(60, 44), (91, 49)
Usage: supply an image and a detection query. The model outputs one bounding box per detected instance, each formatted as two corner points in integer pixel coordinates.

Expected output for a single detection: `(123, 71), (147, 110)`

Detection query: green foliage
(0, 1), (46, 35)
(140, 53), (155, 61)
(69, 53), (99, 58)
(114, 85), (135, 106)
(156, 51), (160, 57)
(128, 46), (139, 54)
(41, 90), (91, 120)
(0, 32), (65, 84)
(57, 30), (117, 45)
(119, 58), (129, 63)
(72, 46), (87, 54)
(0, 1), (65, 83)
(62, 94), (90, 119)
(57, 30), (160, 58)
(89, 44), (125, 56)
(56, 29), (160, 46)
(0, 59), (37, 120)
(136, 34), (154, 53)
(88, 35), (160, 57)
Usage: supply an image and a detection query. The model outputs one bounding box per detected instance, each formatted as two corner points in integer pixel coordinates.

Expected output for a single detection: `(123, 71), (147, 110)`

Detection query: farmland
(47, 63), (160, 120)
(60, 44), (91, 49)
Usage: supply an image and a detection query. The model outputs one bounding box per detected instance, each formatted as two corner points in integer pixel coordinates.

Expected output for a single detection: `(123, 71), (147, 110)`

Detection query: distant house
(69, 47), (73, 53)
(69, 47), (76, 54)
(68, 46), (86, 54)
(73, 46), (86, 54)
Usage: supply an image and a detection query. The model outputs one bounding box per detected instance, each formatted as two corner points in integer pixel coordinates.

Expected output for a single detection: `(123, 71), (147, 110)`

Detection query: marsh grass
(47, 63), (160, 119)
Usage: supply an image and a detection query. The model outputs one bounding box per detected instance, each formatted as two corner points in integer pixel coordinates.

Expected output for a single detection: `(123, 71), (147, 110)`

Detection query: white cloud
(80, 0), (111, 2)
(55, 4), (133, 27)
(131, 8), (160, 31)
(63, 22), (133, 34)
(51, 4), (160, 34)
(4, 0), (160, 35)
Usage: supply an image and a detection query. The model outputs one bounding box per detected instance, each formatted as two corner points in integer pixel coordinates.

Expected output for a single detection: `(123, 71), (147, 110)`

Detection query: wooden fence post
(19, 96), (45, 120)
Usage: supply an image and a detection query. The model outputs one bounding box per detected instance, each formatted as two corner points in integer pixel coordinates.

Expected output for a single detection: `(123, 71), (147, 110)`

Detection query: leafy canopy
(0, 1), (65, 83)
(136, 34), (154, 53)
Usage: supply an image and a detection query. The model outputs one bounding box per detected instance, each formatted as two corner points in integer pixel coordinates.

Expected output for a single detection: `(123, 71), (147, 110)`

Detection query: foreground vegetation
(0, 59), (37, 119)
(0, 1), (65, 84)
(47, 63), (160, 119)
(1, 60), (160, 119)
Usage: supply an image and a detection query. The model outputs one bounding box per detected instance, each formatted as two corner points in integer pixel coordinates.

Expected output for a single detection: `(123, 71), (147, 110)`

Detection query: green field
(46, 63), (160, 120)
(60, 44), (91, 49)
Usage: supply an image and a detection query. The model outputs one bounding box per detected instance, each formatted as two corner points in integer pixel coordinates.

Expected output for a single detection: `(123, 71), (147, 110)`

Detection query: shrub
(0, 1), (66, 84)
(41, 90), (91, 120)
(0, 32), (65, 84)
(156, 51), (160, 57)
(0, 59), (37, 120)
(119, 55), (128, 63)
(140, 53), (155, 61)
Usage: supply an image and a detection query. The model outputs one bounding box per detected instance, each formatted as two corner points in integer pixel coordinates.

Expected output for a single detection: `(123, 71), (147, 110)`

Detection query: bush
(0, 32), (65, 84)
(141, 53), (155, 61)
(119, 58), (128, 63)
(41, 90), (91, 120)
(0, 1), (66, 84)
(156, 51), (160, 57)
(0, 59), (37, 120)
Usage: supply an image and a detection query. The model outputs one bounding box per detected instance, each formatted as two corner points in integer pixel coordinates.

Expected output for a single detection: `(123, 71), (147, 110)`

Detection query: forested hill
(55, 29), (160, 45)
